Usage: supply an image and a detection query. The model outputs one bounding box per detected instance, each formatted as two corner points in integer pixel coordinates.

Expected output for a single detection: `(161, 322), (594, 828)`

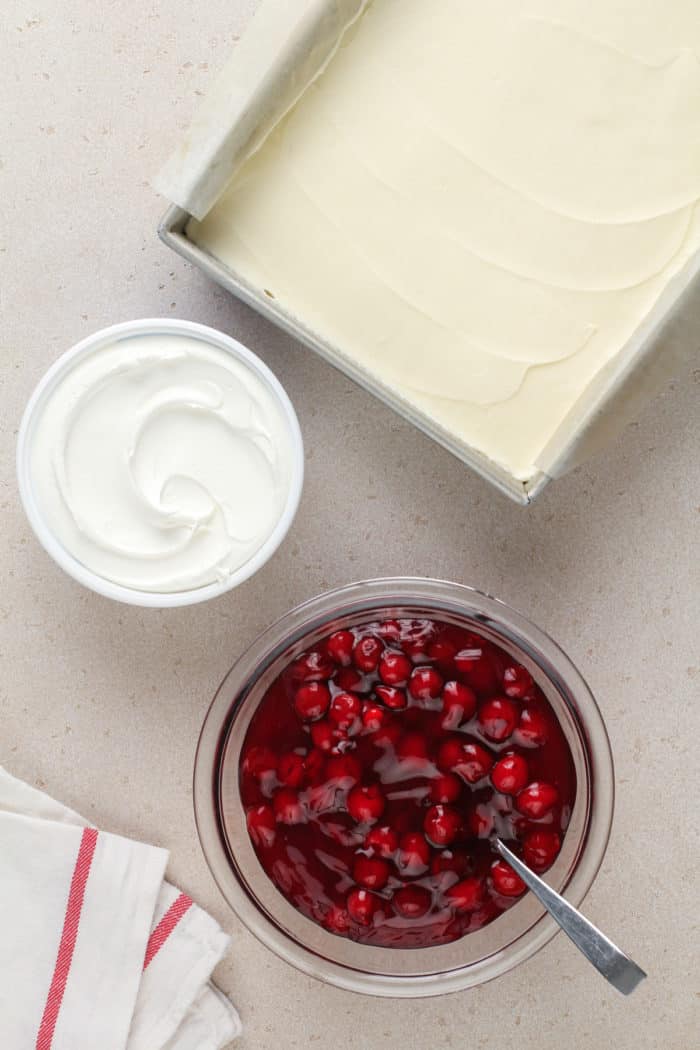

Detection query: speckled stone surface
(2, 4), (699, 1048)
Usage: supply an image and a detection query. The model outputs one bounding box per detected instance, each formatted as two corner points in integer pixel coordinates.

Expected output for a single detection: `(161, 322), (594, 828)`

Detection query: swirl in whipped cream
(30, 334), (294, 592)
(189, 0), (700, 479)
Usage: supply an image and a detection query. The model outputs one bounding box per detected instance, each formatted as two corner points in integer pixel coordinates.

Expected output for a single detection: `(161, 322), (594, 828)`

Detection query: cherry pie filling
(239, 617), (576, 948)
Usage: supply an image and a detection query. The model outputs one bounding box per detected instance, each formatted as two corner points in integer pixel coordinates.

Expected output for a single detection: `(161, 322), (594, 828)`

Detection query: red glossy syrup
(239, 617), (576, 948)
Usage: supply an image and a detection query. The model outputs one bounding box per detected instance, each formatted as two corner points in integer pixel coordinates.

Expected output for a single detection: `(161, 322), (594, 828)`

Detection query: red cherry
(503, 664), (534, 699)
(478, 697), (519, 742)
(335, 666), (365, 692)
(490, 753), (529, 795)
(294, 681), (331, 722)
(403, 638), (431, 663)
(515, 781), (559, 818)
(423, 804), (462, 847)
(375, 684), (408, 710)
(408, 667), (444, 701)
(353, 636), (383, 673)
(516, 707), (549, 747)
(396, 831), (431, 875)
(377, 619), (402, 642)
(393, 885), (431, 919)
(427, 637), (458, 663)
(437, 738), (463, 771)
(430, 848), (471, 877)
(292, 650), (334, 681)
(310, 720), (339, 752)
(446, 876), (485, 912)
(346, 887), (380, 925)
(440, 681), (477, 729)
(326, 753), (362, 786)
(353, 855), (390, 890)
(468, 804), (494, 838)
(304, 748), (326, 784)
(454, 642), (499, 694)
(364, 825), (399, 858)
(438, 739), (493, 783)
(246, 805), (276, 848)
(378, 650), (412, 686)
(277, 752), (306, 788)
(273, 789), (305, 825)
(327, 630), (355, 666)
(428, 772), (462, 804)
(324, 905), (351, 934)
(361, 701), (388, 731)
(491, 859), (526, 897)
(523, 829), (561, 871)
(347, 783), (385, 823)
(454, 644), (481, 673)
(399, 621), (436, 661)
(242, 746), (276, 780)
(329, 691), (361, 730)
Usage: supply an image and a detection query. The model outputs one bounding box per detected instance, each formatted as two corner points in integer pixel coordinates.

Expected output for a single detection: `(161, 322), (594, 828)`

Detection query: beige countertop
(2, 4), (698, 1048)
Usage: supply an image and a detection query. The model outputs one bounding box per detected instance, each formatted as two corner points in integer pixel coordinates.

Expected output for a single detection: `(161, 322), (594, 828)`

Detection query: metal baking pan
(155, 3), (700, 504)
(159, 202), (700, 504)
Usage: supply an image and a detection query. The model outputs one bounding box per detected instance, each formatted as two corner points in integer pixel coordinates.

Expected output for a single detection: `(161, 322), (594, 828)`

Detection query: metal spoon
(495, 838), (647, 995)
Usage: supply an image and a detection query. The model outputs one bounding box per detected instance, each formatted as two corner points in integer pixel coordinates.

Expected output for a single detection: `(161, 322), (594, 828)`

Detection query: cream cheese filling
(189, 0), (700, 480)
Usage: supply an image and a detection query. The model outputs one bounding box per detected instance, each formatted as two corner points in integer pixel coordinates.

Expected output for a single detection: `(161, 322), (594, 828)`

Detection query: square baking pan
(159, 201), (700, 505)
(154, 3), (700, 504)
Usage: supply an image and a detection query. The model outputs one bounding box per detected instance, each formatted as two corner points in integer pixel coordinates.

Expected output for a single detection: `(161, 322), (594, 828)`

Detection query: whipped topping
(189, 0), (700, 480)
(29, 333), (294, 593)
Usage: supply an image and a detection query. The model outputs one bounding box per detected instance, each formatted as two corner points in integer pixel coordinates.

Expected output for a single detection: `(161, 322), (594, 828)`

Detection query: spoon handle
(495, 839), (646, 995)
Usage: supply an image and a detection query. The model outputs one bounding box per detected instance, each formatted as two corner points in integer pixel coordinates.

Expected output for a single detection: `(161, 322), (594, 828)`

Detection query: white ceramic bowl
(17, 318), (304, 607)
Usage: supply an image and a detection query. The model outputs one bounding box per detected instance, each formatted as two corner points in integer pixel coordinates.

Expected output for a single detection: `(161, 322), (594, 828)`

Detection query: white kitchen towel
(0, 765), (241, 1050)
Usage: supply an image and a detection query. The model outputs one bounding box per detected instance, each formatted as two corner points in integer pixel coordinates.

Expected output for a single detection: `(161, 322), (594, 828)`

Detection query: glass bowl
(194, 578), (614, 996)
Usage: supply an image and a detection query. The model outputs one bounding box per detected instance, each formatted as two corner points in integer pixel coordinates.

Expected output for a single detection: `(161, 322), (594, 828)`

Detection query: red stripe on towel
(36, 827), (99, 1050)
(143, 892), (193, 970)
